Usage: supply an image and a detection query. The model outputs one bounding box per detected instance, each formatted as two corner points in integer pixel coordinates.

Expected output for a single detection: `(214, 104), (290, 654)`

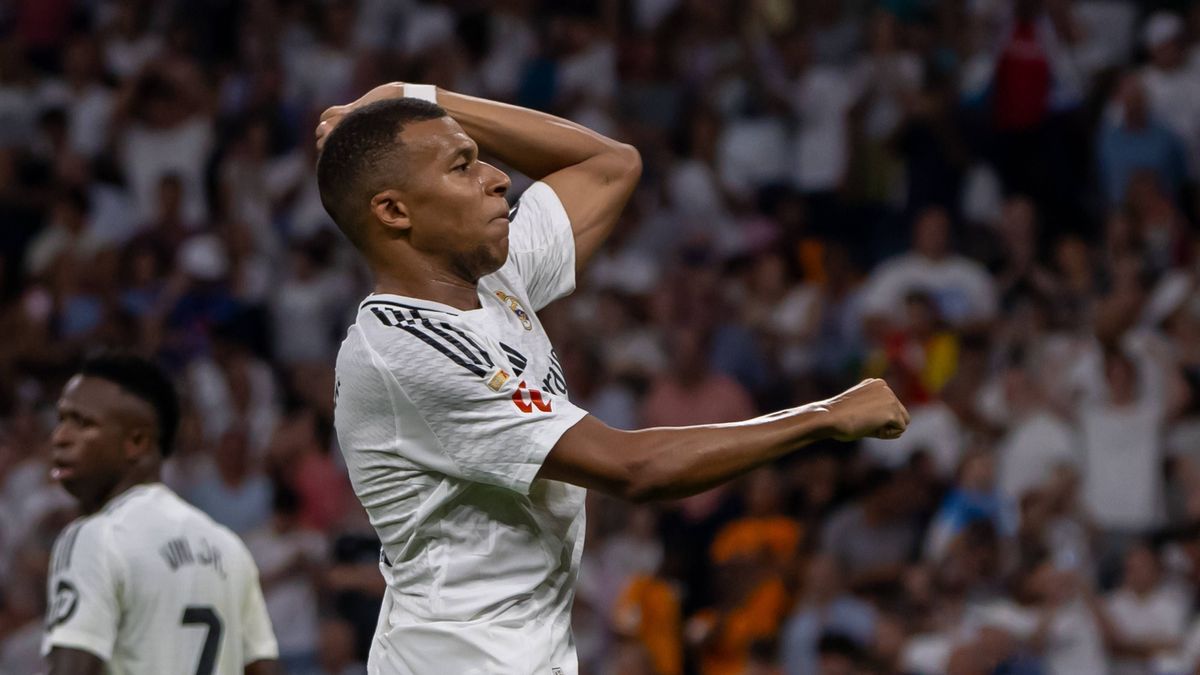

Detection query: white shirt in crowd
(862, 400), (964, 478)
(975, 599), (1110, 675)
(1080, 395), (1165, 532)
(1105, 584), (1189, 675)
(335, 182), (589, 674)
(860, 253), (998, 327)
(42, 483), (278, 674)
(997, 410), (1078, 501)
(243, 524), (328, 658)
(120, 117), (214, 226)
(1142, 64), (1200, 176)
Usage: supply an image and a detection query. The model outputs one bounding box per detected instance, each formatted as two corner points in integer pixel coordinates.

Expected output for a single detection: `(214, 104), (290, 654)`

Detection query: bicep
(245, 660), (281, 675)
(47, 647), (105, 675)
(536, 415), (639, 497)
(541, 144), (641, 272)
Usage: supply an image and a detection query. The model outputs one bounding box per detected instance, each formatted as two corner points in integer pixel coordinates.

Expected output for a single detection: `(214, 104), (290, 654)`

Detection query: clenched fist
(819, 379), (910, 441)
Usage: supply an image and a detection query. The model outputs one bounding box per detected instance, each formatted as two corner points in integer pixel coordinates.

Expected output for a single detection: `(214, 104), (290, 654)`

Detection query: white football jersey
(334, 181), (589, 675)
(42, 483), (278, 674)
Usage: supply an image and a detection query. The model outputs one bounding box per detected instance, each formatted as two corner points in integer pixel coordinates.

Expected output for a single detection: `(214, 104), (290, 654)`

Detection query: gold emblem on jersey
(495, 290), (533, 330)
(485, 368), (511, 391)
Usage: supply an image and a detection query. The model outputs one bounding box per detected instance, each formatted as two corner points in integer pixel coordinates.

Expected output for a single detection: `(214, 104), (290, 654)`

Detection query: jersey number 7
(181, 606), (223, 675)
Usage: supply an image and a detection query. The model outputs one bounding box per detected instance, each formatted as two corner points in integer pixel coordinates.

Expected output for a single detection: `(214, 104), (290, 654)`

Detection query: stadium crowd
(2, 0), (1200, 673)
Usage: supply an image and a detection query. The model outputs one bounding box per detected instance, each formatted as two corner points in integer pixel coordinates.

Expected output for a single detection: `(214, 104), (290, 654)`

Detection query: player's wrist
(403, 83), (438, 104)
(792, 401), (843, 442)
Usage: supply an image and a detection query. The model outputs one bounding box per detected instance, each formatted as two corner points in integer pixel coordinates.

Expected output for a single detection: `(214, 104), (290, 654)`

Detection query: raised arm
(316, 83), (641, 272)
(538, 379), (909, 501)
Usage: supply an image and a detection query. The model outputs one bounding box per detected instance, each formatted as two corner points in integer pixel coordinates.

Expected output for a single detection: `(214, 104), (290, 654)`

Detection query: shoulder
(51, 515), (110, 567)
(353, 300), (495, 382)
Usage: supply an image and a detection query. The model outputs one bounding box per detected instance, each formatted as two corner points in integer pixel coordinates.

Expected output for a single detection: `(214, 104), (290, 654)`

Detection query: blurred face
(668, 328), (709, 379)
(746, 468), (784, 515)
(869, 9), (899, 51)
(960, 453), (995, 492)
(1125, 546), (1160, 593)
(392, 117), (512, 282)
(1001, 198), (1036, 259)
(64, 40), (98, 83)
(1105, 355), (1138, 404)
(1151, 39), (1184, 69)
(805, 555), (842, 597)
(914, 209), (950, 259)
(1119, 75), (1148, 124)
(51, 376), (155, 512)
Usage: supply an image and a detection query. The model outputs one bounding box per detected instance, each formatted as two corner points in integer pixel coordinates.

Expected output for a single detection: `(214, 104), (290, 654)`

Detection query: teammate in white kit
(43, 354), (279, 675)
(316, 83), (910, 674)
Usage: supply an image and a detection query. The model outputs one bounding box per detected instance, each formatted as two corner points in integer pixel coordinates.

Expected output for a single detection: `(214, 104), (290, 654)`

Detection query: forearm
(542, 379), (906, 501)
(432, 88), (628, 178)
(615, 406), (834, 501)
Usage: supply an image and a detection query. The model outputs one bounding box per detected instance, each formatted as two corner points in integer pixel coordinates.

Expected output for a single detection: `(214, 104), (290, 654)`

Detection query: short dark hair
(316, 97), (447, 246)
(77, 353), (180, 458)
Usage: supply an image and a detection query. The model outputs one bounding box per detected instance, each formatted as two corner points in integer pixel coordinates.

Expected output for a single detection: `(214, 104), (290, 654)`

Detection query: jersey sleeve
(238, 545), (279, 664)
(41, 521), (122, 662)
(505, 181), (576, 311)
(365, 325), (588, 495)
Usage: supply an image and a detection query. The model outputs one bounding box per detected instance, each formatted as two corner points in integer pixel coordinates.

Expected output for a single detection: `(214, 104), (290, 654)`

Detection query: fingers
(315, 118), (338, 151)
(874, 423), (905, 440)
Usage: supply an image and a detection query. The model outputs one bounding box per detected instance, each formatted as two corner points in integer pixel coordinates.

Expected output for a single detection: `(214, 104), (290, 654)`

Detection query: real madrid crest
(495, 290), (533, 330)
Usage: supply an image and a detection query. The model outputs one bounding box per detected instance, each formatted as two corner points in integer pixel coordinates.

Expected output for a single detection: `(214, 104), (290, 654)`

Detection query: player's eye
(454, 162), (470, 173)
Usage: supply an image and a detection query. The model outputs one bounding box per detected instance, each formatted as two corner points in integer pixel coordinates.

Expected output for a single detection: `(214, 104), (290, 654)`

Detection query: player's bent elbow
(593, 143), (641, 188)
(613, 143), (642, 183)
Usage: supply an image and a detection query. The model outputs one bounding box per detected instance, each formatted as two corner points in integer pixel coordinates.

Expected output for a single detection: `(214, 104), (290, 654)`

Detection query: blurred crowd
(2, 0), (1200, 674)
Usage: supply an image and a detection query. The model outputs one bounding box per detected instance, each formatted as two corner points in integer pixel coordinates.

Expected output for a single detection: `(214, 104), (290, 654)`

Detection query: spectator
(993, 357), (1079, 502)
(1102, 542), (1189, 675)
(780, 554), (877, 675)
(1097, 73), (1188, 206)
(114, 59), (215, 226)
(976, 553), (1109, 675)
(1140, 12), (1200, 177)
(924, 451), (1016, 562)
(1079, 350), (1168, 544)
(820, 468), (921, 593)
(186, 423), (273, 534)
(244, 485), (328, 674)
(860, 206), (998, 331)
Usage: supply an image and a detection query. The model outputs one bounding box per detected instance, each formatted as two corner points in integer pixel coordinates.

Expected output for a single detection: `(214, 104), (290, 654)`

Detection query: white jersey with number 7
(42, 483), (278, 675)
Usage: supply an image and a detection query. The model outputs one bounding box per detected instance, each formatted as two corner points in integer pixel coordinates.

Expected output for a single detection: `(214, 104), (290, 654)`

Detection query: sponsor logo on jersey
(46, 579), (79, 629)
(485, 368), (511, 391)
(512, 380), (552, 413)
(495, 290), (533, 330)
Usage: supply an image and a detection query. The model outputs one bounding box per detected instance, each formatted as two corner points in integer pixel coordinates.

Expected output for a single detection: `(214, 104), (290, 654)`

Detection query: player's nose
(481, 161), (510, 198)
(50, 423), (73, 448)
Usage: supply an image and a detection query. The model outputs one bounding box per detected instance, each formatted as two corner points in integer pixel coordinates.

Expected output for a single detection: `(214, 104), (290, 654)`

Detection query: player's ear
(124, 425), (155, 462)
(370, 190), (411, 234)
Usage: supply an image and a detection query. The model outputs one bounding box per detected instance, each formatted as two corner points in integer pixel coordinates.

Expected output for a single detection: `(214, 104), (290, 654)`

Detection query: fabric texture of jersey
(334, 181), (588, 674)
(42, 483), (278, 674)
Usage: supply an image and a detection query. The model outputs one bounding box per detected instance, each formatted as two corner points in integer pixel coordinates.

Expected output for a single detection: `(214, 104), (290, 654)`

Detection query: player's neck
(373, 264), (482, 311)
(85, 471), (161, 514)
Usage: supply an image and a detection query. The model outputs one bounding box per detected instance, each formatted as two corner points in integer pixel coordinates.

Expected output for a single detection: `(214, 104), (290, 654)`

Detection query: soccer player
(43, 354), (279, 675)
(316, 83), (909, 674)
